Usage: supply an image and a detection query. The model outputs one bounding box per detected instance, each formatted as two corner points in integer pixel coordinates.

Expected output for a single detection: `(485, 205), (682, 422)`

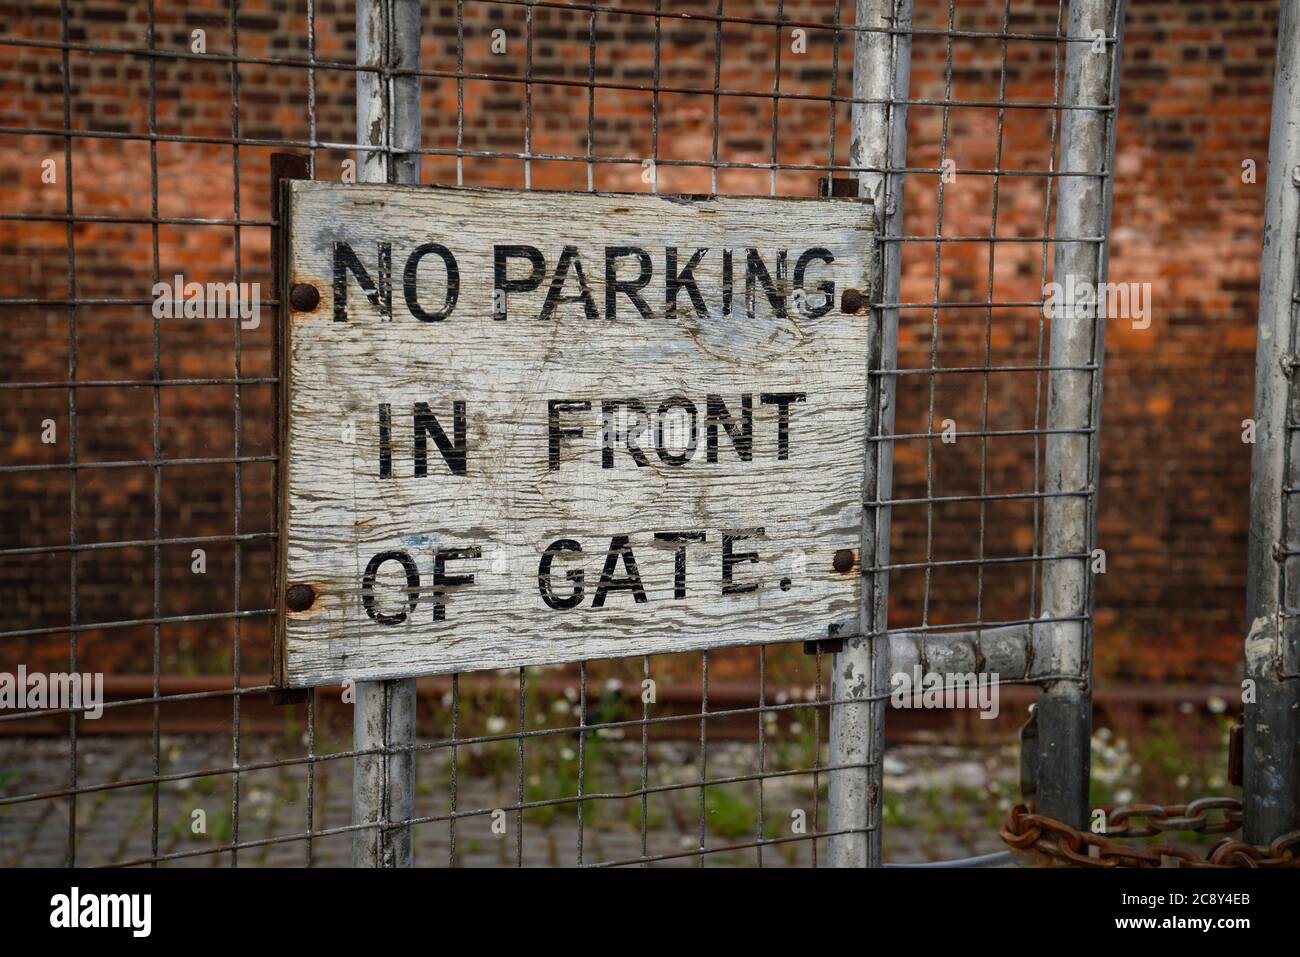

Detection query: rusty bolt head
(832, 548), (855, 573)
(289, 282), (320, 312)
(840, 288), (865, 314)
(286, 583), (316, 612)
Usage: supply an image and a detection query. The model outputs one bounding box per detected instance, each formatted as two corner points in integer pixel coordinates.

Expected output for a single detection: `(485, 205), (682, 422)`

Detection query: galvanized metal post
(352, 0), (420, 868)
(828, 0), (912, 868)
(1034, 0), (1125, 828)
(1243, 0), (1300, 847)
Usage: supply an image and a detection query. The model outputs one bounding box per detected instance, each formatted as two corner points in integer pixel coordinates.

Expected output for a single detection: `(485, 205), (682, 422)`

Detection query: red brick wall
(0, 0), (1280, 683)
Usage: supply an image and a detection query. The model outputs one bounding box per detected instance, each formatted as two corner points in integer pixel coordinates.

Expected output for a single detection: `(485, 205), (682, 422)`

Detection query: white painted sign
(276, 183), (875, 686)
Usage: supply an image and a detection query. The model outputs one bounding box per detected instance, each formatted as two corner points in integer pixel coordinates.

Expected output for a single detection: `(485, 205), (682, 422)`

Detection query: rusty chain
(1001, 798), (1300, 867)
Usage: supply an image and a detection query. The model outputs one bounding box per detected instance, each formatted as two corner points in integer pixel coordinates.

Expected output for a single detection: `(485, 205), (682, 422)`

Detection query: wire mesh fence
(0, 0), (1123, 867)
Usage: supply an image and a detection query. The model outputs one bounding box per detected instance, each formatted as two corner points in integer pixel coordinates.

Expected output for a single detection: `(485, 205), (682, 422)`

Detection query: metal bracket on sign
(818, 176), (859, 198)
(270, 687), (311, 706)
(804, 621), (851, 655)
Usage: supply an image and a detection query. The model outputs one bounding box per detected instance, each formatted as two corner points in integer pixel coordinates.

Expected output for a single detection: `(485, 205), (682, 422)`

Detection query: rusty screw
(840, 288), (865, 314)
(289, 282), (321, 312)
(832, 548), (855, 573)
(286, 583), (316, 612)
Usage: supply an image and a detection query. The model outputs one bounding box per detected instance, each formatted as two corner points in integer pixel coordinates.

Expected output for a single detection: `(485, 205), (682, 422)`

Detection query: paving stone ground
(0, 735), (1014, 867)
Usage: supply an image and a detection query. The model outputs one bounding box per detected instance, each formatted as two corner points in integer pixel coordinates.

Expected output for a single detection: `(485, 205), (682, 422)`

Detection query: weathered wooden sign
(275, 183), (874, 687)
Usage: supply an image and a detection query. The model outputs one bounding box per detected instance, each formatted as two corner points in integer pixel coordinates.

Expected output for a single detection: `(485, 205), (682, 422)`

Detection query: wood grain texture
(279, 183), (875, 686)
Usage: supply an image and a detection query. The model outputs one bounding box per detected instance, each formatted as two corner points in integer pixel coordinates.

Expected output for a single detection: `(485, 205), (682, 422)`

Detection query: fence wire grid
(0, 0), (1123, 868)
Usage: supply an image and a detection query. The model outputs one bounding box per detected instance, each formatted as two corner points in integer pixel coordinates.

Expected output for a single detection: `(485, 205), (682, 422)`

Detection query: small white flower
(883, 755), (908, 775)
(552, 699), (571, 714)
(1207, 696), (1227, 714)
(486, 716), (508, 734)
(1114, 788), (1133, 805)
(605, 678), (623, 693)
(560, 747), (575, 761)
(1179, 701), (1195, 715)
(1176, 774), (1190, 789)
(789, 722), (803, 735)
(775, 691), (789, 705)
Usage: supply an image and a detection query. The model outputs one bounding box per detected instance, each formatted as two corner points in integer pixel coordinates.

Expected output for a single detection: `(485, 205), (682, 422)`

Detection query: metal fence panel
(0, 0), (1126, 867)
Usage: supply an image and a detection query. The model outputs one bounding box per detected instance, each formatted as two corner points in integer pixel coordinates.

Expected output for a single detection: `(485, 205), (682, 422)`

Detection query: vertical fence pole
(1034, 0), (1124, 828)
(1244, 0), (1300, 847)
(828, 0), (912, 868)
(352, 0), (421, 868)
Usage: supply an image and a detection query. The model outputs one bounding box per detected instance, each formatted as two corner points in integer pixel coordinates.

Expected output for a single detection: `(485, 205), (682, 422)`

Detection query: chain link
(1001, 799), (1300, 867)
